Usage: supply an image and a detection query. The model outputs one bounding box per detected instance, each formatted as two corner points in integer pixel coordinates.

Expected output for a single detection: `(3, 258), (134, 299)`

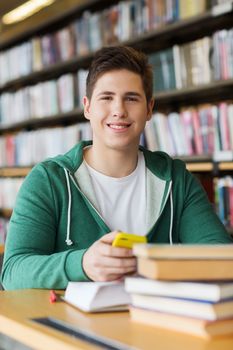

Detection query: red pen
(49, 290), (57, 303)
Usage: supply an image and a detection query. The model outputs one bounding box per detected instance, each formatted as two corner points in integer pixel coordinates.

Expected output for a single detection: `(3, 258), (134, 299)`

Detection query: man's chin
(105, 140), (138, 152)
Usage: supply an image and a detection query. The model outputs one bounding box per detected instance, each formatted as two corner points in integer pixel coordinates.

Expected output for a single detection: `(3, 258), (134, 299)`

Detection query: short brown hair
(86, 46), (153, 103)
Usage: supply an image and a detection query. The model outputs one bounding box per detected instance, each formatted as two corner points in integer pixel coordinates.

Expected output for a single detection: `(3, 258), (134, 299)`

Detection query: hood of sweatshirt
(52, 140), (173, 180)
(49, 140), (174, 246)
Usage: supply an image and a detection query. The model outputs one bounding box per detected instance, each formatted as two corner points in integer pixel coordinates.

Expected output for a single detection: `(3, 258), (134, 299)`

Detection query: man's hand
(82, 231), (137, 281)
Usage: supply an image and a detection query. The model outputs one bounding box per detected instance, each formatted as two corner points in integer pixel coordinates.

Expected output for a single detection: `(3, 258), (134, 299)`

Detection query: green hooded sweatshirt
(1, 141), (232, 290)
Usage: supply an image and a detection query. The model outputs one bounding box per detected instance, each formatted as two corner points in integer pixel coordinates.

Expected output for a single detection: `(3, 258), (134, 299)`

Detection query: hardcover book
(130, 306), (233, 338)
(130, 294), (233, 320)
(125, 277), (233, 302)
(137, 257), (233, 281)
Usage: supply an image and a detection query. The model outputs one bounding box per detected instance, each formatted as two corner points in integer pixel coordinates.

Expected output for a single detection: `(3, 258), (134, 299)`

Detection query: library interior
(0, 0), (233, 349)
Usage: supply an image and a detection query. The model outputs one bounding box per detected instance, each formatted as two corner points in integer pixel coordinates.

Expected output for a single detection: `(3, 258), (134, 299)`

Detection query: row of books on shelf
(0, 122), (92, 167)
(0, 101), (232, 166)
(1, 24), (233, 126)
(0, 70), (88, 124)
(0, 218), (8, 246)
(0, 0), (212, 86)
(144, 101), (233, 156)
(150, 28), (233, 92)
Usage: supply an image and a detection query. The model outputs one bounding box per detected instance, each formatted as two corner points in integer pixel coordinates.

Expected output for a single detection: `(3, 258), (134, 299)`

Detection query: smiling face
(83, 69), (154, 154)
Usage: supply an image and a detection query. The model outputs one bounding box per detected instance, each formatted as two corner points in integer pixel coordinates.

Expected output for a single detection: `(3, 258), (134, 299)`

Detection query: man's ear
(83, 96), (91, 120)
(147, 98), (155, 121)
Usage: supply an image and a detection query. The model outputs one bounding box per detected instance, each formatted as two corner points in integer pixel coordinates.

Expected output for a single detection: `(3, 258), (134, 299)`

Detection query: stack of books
(125, 244), (233, 338)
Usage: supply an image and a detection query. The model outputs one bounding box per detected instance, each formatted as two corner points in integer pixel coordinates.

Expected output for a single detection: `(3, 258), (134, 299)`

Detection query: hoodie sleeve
(1, 163), (90, 290)
(178, 167), (233, 244)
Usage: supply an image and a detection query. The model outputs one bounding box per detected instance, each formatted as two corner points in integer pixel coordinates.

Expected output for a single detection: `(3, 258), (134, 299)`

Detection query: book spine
(229, 178), (233, 228)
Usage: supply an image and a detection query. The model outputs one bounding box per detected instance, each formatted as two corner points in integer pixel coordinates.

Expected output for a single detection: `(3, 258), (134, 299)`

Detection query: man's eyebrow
(97, 91), (114, 96)
(96, 91), (143, 98)
(125, 92), (142, 97)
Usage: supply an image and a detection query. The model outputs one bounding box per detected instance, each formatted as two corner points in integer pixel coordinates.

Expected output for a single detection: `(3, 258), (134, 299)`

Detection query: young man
(1, 46), (232, 290)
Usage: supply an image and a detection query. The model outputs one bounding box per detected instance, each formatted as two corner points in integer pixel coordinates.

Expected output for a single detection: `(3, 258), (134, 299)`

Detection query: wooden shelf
(186, 161), (233, 173)
(176, 156), (233, 172)
(0, 245), (4, 254)
(0, 108), (84, 134)
(0, 167), (31, 177)
(218, 162), (233, 171)
(0, 208), (12, 218)
(186, 162), (214, 172)
(154, 79), (233, 109)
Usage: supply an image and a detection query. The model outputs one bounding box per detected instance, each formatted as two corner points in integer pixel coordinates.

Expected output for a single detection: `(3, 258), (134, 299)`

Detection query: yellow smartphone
(112, 232), (147, 249)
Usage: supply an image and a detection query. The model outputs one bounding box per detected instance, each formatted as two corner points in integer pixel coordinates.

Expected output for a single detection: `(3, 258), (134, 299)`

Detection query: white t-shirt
(84, 152), (146, 235)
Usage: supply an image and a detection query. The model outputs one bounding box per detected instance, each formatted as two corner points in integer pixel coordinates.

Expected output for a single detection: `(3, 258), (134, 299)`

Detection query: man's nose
(112, 100), (127, 118)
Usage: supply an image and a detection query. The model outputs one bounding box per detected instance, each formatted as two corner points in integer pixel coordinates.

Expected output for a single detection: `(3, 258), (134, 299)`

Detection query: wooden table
(0, 290), (233, 350)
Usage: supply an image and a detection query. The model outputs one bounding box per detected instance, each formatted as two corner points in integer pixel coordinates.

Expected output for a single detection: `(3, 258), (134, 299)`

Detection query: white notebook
(64, 280), (131, 313)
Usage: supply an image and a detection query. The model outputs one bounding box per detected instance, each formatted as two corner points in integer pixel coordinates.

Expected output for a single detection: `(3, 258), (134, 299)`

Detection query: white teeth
(108, 124), (129, 129)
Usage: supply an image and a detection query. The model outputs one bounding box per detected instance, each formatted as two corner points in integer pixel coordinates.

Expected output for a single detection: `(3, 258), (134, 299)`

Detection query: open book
(64, 280), (131, 313)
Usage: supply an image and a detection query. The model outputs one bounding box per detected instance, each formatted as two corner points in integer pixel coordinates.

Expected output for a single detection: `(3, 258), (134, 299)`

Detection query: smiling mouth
(107, 123), (131, 130)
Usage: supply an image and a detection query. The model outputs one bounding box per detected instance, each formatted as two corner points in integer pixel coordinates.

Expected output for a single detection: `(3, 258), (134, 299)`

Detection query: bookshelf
(0, 167), (32, 177)
(0, 0), (118, 49)
(0, 0), (233, 244)
(0, 8), (233, 92)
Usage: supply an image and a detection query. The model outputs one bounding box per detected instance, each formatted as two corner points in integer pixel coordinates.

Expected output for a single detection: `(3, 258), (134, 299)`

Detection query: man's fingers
(95, 256), (137, 269)
(98, 232), (134, 257)
(99, 242), (134, 257)
(99, 231), (119, 244)
(83, 231), (137, 282)
(95, 266), (137, 282)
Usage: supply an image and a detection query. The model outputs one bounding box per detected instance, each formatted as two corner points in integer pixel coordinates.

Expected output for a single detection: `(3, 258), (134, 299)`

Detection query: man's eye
(101, 96), (112, 100)
(126, 97), (138, 102)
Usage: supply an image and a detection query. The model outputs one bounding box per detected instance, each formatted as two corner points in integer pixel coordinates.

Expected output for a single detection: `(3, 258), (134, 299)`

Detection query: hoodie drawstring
(169, 190), (173, 245)
(64, 168), (73, 246)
